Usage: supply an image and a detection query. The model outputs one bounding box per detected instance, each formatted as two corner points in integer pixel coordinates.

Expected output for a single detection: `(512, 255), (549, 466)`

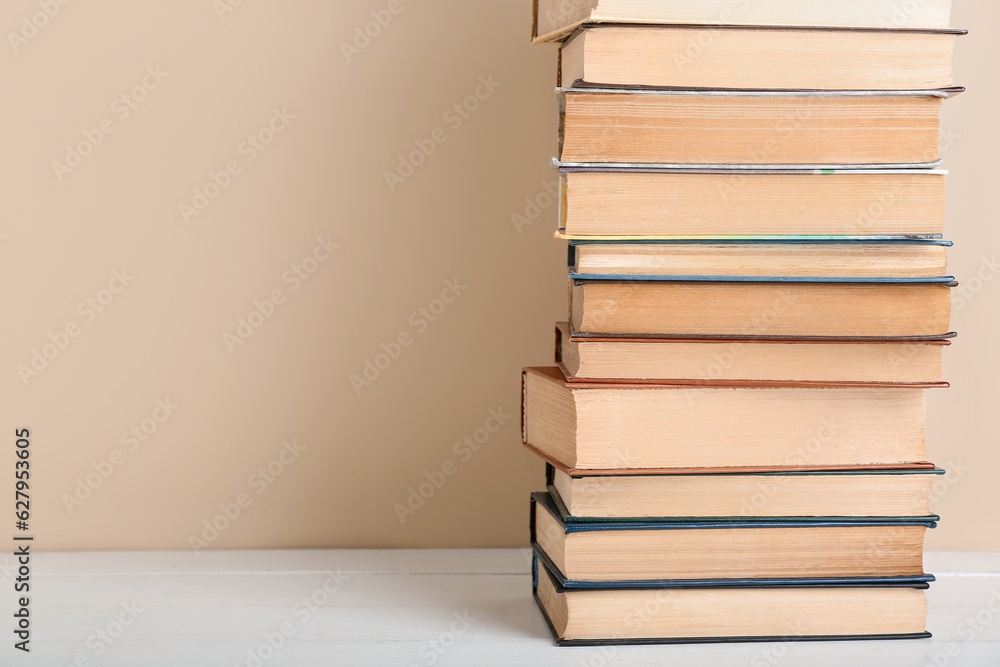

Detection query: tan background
(0, 1), (996, 551)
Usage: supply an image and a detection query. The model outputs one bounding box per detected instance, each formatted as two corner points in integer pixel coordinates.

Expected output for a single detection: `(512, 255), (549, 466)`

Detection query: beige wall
(0, 1), (996, 552)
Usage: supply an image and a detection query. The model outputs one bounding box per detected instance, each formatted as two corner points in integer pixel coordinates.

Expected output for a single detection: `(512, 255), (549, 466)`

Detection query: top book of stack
(533, 0), (956, 43)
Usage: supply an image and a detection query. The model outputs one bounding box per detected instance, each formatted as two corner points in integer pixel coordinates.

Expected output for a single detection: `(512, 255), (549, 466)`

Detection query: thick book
(557, 88), (961, 167)
(561, 25), (962, 91)
(556, 166), (947, 238)
(531, 492), (934, 582)
(532, 554), (932, 645)
(570, 240), (952, 280)
(555, 323), (952, 383)
(570, 279), (954, 338)
(522, 367), (937, 471)
(545, 463), (945, 521)
(533, 0), (954, 43)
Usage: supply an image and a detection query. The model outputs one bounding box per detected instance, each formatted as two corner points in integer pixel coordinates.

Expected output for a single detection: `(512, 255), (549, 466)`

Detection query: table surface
(1, 549), (998, 666)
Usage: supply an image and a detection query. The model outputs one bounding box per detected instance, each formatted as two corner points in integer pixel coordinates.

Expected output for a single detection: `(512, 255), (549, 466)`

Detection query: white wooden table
(1, 549), (998, 666)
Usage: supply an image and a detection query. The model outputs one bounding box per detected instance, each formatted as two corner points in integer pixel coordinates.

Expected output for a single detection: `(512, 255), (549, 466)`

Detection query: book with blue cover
(529, 491), (934, 644)
(530, 492), (935, 585)
(532, 553), (932, 645)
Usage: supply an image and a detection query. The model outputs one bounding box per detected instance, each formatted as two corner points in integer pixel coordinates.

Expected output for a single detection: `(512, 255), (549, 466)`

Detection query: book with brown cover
(555, 322), (955, 385)
(522, 366), (938, 474)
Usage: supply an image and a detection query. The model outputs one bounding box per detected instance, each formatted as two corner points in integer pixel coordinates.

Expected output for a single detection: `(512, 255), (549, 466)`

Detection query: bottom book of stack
(530, 489), (937, 645)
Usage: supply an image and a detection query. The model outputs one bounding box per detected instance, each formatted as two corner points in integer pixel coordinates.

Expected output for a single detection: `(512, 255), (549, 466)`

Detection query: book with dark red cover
(522, 366), (938, 475)
(555, 322), (955, 385)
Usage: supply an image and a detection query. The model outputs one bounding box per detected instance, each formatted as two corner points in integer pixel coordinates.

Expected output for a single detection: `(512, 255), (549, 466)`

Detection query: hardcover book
(568, 240), (952, 280)
(560, 25), (962, 91)
(532, 554), (932, 645)
(530, 492), (935, 583)
(557, 88), (962, 167)
(533, 0), (954, 43)
(555, 166), (947, 238)
(522, 367), (938, 471)
(544, 463), (946, 521)
(555, 322), (953, 384)
(569, 279), (954, 338)
(569, 239), (955, 282)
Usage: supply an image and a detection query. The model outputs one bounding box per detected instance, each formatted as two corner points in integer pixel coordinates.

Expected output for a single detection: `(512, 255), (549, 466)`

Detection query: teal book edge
(532, 491), (939, 532)
(531, 555), (934, 646)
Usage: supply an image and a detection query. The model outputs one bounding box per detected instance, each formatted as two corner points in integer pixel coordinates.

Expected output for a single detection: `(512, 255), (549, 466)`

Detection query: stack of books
(522, 0), (965, 646)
